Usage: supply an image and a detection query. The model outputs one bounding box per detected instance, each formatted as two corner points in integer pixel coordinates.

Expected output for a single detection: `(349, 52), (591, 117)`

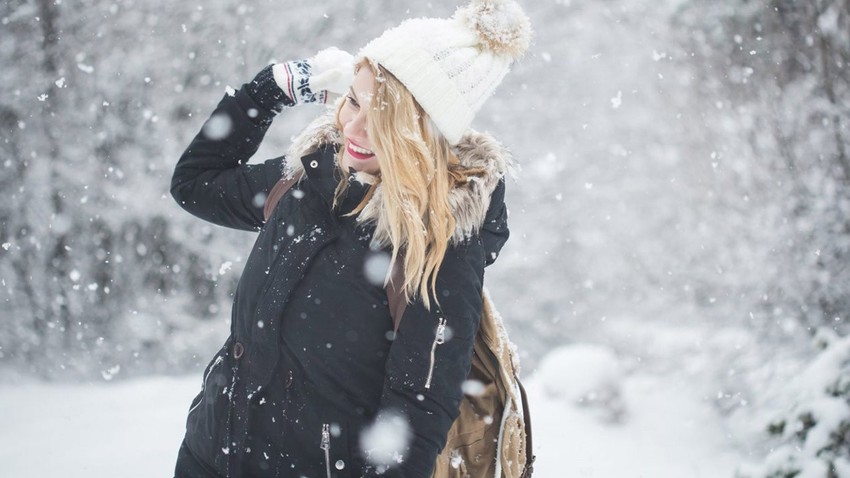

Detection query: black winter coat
(171, 77), (510, 478)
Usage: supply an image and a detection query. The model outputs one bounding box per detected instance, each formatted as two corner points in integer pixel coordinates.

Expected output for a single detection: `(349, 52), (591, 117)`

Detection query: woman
(170, 1), (531, 477)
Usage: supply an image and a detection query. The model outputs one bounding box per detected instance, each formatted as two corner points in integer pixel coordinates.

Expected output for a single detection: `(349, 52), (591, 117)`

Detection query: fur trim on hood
(282, 108), (513, 245)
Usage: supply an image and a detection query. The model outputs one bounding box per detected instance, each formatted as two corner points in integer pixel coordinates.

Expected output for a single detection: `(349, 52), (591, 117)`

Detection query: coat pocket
(185, 348), (232, 470)
(424, 318), (447, 390)
(188, 355), (224, 415)
(387, 314), (473, 400)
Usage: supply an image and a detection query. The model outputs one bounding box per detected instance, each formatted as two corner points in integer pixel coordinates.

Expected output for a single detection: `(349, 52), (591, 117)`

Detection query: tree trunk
(37, 0), (73, 351)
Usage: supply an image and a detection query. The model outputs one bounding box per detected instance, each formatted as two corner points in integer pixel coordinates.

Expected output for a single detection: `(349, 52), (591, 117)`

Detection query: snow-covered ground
(0, 376), (196, 478)
(527, 368), (743, 477)
(0, 342), (748, 478)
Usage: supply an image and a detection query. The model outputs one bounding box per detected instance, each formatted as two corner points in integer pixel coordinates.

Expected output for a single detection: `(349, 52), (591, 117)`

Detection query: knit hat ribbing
(358, 0), (532, 145)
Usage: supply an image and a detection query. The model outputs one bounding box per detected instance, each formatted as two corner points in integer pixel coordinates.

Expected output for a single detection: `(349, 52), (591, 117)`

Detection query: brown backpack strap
(263, 173), (302, 222)
(518, 379), (536, 477)
(386, 259), (407, 333)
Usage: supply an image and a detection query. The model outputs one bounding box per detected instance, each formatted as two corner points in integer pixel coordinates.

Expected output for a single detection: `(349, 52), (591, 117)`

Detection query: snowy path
(0, 362), (745, 478)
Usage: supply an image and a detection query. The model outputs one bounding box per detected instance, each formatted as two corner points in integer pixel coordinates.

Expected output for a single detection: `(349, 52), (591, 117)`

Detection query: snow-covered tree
(735, 329), (850, 477)
(674, 0), (850, 334)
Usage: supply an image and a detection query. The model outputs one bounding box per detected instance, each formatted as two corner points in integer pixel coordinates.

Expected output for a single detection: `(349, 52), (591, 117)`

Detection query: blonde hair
(333, 60), (484, 310)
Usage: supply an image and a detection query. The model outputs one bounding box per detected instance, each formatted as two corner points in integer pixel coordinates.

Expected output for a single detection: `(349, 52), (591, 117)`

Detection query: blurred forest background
(1, 0), (849, 452)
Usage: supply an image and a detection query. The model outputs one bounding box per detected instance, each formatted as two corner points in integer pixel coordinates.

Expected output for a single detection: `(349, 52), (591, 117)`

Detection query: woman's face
(339, 66), (380, 175)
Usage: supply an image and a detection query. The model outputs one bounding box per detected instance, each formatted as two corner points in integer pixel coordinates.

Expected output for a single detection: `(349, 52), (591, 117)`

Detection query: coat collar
(297, 145), (374, 215)
(283, 108), (513, 245)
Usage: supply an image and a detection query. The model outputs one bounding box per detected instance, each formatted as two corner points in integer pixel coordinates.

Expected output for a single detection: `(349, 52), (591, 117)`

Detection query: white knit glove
(272, 47), (354, 105)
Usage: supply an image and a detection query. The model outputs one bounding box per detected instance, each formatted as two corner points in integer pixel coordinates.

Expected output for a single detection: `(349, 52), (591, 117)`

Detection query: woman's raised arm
(170, 78), (287, 231)
(171, 49), (353, 231)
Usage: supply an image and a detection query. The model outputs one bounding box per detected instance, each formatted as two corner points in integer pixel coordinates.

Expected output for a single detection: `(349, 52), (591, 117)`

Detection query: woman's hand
(245, 47), (354, 115)
(272, 47), (354, 105)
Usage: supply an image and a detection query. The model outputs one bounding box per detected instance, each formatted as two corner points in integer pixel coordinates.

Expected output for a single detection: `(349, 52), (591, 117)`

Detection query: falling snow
(2, 0), (848, 477)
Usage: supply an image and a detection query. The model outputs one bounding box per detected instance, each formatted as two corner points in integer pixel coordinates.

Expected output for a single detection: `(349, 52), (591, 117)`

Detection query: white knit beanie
(357, 0), (532, 145)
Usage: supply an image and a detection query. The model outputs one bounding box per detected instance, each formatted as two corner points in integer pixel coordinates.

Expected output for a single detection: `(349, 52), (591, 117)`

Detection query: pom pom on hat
(358, 0), (533, 145)
(455, 0), (532, 59)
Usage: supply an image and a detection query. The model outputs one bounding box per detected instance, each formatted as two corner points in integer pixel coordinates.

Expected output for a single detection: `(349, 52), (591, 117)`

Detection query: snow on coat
(170, 80), (511, 478)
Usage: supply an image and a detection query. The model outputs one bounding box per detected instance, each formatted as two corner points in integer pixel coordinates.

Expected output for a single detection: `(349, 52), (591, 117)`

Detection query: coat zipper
(424, 317), (447, 389)
(188, 355), (224, 415)
(320, 423), (331, 478)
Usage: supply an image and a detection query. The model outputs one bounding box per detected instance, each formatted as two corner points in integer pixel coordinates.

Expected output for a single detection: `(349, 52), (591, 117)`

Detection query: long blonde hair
(334, 60), (484, 310)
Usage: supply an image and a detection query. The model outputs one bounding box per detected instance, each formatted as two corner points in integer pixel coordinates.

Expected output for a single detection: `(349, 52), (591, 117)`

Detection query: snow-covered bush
(735, 329), (850, 478)
(534, 343), (626, 423)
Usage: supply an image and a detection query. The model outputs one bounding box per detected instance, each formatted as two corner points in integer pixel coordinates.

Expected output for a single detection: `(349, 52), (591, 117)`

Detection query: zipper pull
(435, 317), (446, 344)
(425, 318), (448, 390)
(320, 423), (330, 451)
(321, 423), (332, 478)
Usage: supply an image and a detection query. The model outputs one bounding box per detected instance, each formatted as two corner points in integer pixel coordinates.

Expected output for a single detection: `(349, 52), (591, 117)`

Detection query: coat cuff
(244, 64), (295, 115)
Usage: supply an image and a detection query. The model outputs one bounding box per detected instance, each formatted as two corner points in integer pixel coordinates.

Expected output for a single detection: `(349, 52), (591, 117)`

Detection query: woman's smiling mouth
(347, 139), (375, 160)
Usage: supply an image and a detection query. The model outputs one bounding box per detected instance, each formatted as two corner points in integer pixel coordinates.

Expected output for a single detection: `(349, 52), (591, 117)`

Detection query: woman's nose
(347, 110), (368, 138)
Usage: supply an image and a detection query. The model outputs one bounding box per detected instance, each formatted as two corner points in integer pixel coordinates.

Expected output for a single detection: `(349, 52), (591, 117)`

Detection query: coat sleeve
(170, 81), (288, 231)
(363, 239), (487, 478)
(482, 178), (510, 267)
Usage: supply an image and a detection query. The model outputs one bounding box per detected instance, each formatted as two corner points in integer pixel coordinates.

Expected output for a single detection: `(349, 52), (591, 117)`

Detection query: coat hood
(281, 107), (514, 246)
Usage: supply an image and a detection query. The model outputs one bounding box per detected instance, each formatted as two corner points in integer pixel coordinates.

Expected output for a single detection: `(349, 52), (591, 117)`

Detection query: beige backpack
(427, 289), (535, 478)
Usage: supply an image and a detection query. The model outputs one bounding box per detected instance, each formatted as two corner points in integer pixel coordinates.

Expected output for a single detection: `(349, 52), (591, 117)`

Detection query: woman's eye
(347, 96), (359, 108)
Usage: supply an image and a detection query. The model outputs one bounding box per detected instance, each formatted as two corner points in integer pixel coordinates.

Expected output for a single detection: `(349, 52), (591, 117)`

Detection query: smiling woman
(338, 65), (379, 173)
(337, 64), (380, 174)
(168, 1), (529, 477)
